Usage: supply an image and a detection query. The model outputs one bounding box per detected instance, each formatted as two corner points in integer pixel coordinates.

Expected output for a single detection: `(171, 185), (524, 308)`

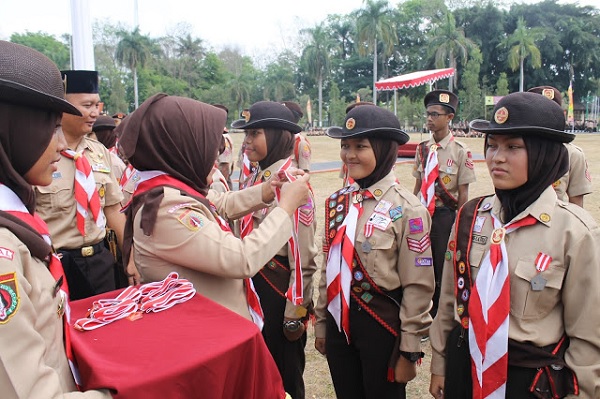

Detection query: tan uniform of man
(430, 189), (600, 398)
(35, 70), (127, 300)
(553, 142), (592, 206)
(413, 90), (476, 319)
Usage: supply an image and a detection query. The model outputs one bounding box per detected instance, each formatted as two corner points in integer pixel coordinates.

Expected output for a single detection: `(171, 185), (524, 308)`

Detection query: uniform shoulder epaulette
(393, 184), (421, 207)
(453, 139), (469, 149)
(558, 202), (599, 231)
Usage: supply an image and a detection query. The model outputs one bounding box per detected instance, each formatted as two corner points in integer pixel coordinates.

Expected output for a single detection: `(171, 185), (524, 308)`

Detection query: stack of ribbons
(74, 272), (196, 331)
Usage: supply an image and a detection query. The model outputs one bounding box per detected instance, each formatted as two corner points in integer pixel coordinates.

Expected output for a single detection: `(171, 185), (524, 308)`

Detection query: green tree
(10, 32), (70, 70)
(115, 27), (154, 109)
(499, 16), (542, 92)
(428, 12), (475, 92)
(328, 81), (346, 126)
(458, 46), (483, 121)
(356, 0), (397, 104)
(301, 24), (334, 127)
(496, 72), (509, 96)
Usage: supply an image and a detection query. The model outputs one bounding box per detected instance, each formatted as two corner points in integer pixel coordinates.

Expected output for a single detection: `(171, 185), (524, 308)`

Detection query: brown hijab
(116, 94), (226, 265)
(355, 137), (399, 189)
(0, 102), (59, 213)
(258, 127), (295, 170)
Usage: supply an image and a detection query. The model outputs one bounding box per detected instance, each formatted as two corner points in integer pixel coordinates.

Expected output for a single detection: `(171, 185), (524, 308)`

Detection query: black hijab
(258, 127), (295, 170)
(355, 137), (399, 189)
(486, 135), (569, 222)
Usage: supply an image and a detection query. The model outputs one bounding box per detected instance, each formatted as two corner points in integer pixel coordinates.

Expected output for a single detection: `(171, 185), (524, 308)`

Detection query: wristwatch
(283, 320), (302, 332)
(399, 351), (424, 363)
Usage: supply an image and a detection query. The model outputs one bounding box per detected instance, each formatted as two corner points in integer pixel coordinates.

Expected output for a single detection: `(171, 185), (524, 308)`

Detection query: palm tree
(355, 0), (397, 104)
(499, 17), (542, 92)
(301, 24), (333, 128)
(428, 12), (475, 93)
(116, 27), (153, 109)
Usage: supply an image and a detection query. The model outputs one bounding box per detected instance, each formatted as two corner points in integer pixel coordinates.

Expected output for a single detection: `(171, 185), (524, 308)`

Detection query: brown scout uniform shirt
(315, 172), (435, 353)
(430, 187), (600, 398)
(245, 158), (318, 319)
(413, 133), (476, 207)
(0, 228), (110, 399)
(35, 136), (123, 249)
(217, 133), (234, 166)
(295, 133), (312, 172)
(133, 184), (293, 321)
(553, 142), (592, 202)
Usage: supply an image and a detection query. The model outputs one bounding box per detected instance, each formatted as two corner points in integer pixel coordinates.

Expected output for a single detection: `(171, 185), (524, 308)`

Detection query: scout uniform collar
(362, 171), (397, 201)
(257, 158), (288, 182)
(486, 186), (556, 226)
(427, 132), (454, 149)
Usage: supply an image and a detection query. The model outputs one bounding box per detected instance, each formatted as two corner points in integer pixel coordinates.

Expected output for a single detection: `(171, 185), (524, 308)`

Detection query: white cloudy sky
(0, 0), (365, 56)
(0, 0), (596, 57)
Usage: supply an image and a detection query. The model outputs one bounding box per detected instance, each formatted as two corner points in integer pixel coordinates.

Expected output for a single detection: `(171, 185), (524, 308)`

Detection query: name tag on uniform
(52, 171), (62, 179)
(473, 216), (486, 233)
(368, 213), (391, 231)
(92, 163), (111, 173)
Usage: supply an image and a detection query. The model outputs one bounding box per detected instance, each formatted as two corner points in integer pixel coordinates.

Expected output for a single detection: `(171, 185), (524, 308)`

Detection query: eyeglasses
(425, 111), (449, 119)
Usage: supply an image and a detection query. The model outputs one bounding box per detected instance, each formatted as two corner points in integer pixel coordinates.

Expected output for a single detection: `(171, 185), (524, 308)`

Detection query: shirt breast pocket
(360, 229), (396, 280)
(35, 184), (73, 211)
(512, 258), (565, 320)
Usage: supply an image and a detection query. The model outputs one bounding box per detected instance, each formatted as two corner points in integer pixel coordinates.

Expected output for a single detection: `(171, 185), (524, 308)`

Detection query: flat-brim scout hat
(93, 115), (117, 131)
(327, 104), (409, 144)
(231, 101), (301, 133)
(0, 41), (81, 115)
(470, 92), (574, 143)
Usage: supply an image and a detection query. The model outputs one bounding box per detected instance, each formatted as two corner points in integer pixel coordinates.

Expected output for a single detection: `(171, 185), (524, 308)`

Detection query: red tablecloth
(70, 290), (285, 399)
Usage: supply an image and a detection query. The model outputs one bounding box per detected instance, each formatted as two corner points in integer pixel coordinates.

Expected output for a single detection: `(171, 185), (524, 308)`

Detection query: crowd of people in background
(2, 38), (600, 399)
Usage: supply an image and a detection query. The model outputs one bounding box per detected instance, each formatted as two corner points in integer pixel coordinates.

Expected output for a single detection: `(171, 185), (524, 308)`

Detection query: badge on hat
(346, 118), (356, 130)
(541, 88), (555, 100)
(494, 107), (509, 124)
(242, 110), (251, 123)
(439, 93), (450, 103)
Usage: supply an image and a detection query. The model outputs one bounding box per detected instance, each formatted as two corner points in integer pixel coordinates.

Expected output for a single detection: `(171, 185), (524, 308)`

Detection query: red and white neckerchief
(0, 184), (82, 387)
(239, 168), (262, 238)
(124, 173), (265, 329)
(119, 163), (137, 191)
(274, 157), (304, 306)
(61, 149), (106, 235)
(468, 212), (537, 399)
(73, 272), (196, 331)
(420, 143), (440, 216)
(242, 153), (252, 185)
(326, 188), (371, 342)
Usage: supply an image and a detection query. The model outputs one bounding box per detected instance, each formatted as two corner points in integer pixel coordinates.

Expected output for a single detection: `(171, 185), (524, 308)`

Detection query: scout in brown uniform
(0, 40), (111, 399)
(232, 101), (318, 399)
(117, 94), (310, 326)
(314, 104), (434, 399)
(282, 101), (312, 172)
(34, 70), (130, 300)
(212, 104), (235, 188)
(90, 115), (127, 185)
(527, 86), (592, 207)
(429, 92), (600, 399)
(413, 90), (476, 318)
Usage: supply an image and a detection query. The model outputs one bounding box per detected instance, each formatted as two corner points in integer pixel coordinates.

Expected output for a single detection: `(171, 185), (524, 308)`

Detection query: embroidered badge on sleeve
(0, 272), (20, 324)
(407, 235), (431, 253)
(176, 209), (205, 232)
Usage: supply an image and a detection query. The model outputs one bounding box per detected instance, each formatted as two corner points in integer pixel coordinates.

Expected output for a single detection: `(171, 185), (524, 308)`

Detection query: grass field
(230, 132), (600, 399)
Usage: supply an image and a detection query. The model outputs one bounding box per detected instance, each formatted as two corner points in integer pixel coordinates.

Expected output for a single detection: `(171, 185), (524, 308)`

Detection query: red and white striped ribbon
(119, 163), (136, 191)
(326, 190), (364, 342)
(420, 144), (439, 216)
(274, 158), (304, 306)
(469, 213), (537, 399)
(73, 272), (196, 331)
(61, 149), (106, 235)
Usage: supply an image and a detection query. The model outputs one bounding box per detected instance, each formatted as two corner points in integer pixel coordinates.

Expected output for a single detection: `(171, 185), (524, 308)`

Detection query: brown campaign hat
(231, 101), (301, 133)
(93, 115), (117, 131)
(61, 70), (99, 94)
(327, 105), (409, 144)
(0, 41), (81, 115)
(345, 101), (375, 114)
(424, 89), (459, 113)
(470, 92), (574, 143)
(281, 101), (303, 123)
(527, 85), (562, 107)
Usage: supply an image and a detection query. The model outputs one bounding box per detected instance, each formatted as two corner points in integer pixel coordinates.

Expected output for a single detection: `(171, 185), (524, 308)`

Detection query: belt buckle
(81, 246), (94, 257)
